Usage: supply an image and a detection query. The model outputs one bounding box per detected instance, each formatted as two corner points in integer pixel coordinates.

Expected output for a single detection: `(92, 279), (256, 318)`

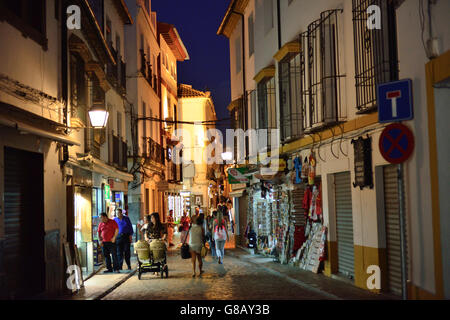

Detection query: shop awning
(75, 155), (134, 182)
(229, 189), (245, 198)
(0, 117), (80, 146)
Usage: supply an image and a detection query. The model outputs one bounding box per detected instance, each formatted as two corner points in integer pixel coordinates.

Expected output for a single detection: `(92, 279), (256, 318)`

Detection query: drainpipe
(61, 0), (69, 166)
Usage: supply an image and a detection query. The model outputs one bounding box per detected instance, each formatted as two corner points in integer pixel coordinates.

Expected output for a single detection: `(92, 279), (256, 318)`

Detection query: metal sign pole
(397, 163), (408, 300)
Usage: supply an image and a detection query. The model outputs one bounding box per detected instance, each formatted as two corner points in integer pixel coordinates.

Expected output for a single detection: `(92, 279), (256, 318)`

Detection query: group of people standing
(97, 209), (134, 273)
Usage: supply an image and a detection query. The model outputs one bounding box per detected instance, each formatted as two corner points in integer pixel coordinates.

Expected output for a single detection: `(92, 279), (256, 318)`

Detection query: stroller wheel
(160, 269), (164, 279)
(165, 267), (169, 278)
(138, 271), (142, 280)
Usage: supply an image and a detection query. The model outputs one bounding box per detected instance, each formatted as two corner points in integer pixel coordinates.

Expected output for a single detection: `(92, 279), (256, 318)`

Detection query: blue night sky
(151, 0), (231, 134)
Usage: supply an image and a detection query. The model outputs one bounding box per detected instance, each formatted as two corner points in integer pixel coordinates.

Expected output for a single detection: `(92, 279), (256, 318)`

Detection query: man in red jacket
(98, 212), (120, 273)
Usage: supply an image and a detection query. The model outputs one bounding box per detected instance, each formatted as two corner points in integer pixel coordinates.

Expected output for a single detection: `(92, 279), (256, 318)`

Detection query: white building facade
(219, 0), (450, 299)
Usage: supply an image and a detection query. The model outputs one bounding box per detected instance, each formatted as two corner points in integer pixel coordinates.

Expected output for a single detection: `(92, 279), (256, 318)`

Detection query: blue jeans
(102, 242), (119, 271)
(208, 239), (216, 258)
(116, 234), (131, 269)
(215, 240), (226, 260)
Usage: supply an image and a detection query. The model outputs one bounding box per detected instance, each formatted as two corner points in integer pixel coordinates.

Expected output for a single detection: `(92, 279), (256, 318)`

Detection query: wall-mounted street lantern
(88, 105), (109, 128)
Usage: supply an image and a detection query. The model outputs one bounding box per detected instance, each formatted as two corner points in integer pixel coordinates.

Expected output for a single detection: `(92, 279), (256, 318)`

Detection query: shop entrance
(334, 171), (355, 280)
(3, 146), (45, 298)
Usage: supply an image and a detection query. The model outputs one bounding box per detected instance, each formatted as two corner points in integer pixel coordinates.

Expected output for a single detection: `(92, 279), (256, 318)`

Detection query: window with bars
(279, 53), (302, 142)
(257, 77), (277, 148)
(0, 0), (47, 48)
(70, 53), (87, 124)
(352, 0), (398, 113)
(300, 9), (346, 132)
(248, 13), (255, 57)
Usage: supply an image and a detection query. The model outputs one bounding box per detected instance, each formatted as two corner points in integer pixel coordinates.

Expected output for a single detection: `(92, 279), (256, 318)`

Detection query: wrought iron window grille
(300, 9), (346, 134)
(352, 0), (399, 114)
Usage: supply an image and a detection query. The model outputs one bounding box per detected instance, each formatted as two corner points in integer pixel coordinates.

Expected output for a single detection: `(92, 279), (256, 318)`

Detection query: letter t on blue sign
(377, 79), (414, 123)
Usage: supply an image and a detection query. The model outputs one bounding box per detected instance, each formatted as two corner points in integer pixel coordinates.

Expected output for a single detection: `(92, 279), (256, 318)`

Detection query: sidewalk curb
(93, 269), (137, 300)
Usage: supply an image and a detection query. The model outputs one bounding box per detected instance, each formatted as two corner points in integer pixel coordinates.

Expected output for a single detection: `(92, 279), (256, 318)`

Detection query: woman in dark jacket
(143, 212), (167, 242)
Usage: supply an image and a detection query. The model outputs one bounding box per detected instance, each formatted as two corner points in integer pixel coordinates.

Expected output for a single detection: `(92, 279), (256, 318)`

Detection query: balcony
(107, 42), (126, 95)
(142, 137), (165, 166)
(109, 133), (128, 170)
(139, 49), (158, 96)
(85, 128), (103, 159)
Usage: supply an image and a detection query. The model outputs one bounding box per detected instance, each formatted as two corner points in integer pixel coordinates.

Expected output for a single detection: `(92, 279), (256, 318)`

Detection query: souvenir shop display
(301, 156), (309, 180)
(293, 223), (327, 273)
(308, 154), (316, 185)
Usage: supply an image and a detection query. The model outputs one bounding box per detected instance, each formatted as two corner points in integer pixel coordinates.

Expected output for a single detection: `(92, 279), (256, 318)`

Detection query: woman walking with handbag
(213, 210), (228, 264)
(206, 211), (217, 260)
(189, 215), (205, 277)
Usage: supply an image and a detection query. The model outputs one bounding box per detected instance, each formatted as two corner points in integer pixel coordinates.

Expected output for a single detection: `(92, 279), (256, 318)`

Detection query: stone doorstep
(68, 258), (138, 300)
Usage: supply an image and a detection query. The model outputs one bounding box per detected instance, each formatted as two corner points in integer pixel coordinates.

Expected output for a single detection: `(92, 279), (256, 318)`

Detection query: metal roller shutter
(4, 147), (45, 297)
(383, 165), (406, 296)
(335, 171), (355, 279)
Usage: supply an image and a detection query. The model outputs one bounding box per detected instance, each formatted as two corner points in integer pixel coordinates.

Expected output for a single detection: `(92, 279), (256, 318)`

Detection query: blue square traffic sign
(377, 79), (413, 123)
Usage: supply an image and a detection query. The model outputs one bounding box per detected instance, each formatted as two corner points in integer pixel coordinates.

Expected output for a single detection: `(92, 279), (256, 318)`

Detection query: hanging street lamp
(88, 105), (109, 128)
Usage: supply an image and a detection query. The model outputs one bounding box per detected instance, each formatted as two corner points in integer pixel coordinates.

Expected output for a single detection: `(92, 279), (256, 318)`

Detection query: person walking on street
(114, 209), (133, 270)
(98, 212), (120, 273)
(206, 211), (217, 259)
(189, 215), (205, 277)
(167, 210), (175, 247)
(213, 210), (229, 264)
(179, 211), (190, 245)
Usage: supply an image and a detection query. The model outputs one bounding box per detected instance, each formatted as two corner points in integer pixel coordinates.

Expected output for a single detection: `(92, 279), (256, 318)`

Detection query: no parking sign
(379, 123), (415, 164)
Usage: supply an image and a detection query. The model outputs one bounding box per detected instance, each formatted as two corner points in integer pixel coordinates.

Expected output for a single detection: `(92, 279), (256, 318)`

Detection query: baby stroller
(134, 239), (169, 280)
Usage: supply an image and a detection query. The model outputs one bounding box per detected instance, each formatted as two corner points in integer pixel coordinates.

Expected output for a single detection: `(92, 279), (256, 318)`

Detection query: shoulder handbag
(180, 224), (192, 259)
(201, 245), (207, 258)
(214, 223), (227, 241)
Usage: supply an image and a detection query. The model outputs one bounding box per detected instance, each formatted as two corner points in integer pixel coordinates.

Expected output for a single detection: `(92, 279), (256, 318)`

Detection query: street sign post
(379, 123), (415, 164)
(377, 79), (413, 123)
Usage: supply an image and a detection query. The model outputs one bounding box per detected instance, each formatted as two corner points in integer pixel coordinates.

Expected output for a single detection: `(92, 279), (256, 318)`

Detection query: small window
(235, 36), (242, 74)
(116, 34), (121, 56)
(248, 13), (254, 57)
(117, 112), (122, 137)
(264, 0), (274, 34)
(0, 0), (47, 49)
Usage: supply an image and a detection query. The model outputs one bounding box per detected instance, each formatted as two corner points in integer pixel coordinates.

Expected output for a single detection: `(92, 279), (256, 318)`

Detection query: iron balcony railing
(142, 137), (165, 165)
(109, 133), (128, 170)
(85, 128), (101, 159)
(139, 49), (158, 95)
(107, 41), (126, 94)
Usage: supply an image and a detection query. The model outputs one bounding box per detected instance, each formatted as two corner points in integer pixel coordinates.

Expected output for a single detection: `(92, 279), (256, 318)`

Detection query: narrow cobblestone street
(100, 243), (396, 300)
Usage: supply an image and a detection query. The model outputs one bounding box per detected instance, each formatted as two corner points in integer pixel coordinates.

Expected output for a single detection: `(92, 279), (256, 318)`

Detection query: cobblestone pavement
(102, 246), (397, 300)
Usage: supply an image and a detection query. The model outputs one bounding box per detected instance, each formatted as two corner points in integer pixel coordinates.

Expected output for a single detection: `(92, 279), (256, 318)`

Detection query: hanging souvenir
(319, 226), (327, 262)
(301, 156), (309, 180)
(294, 156), (302, 184)
(315, 183), (323, 217)
(302, 185), (312, 216)
(308, 154), (316, 185)
(309, 185), (319, 221)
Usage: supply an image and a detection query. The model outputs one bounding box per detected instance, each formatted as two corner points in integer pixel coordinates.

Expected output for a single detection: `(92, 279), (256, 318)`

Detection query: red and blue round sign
(379, 123), (415, 164)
